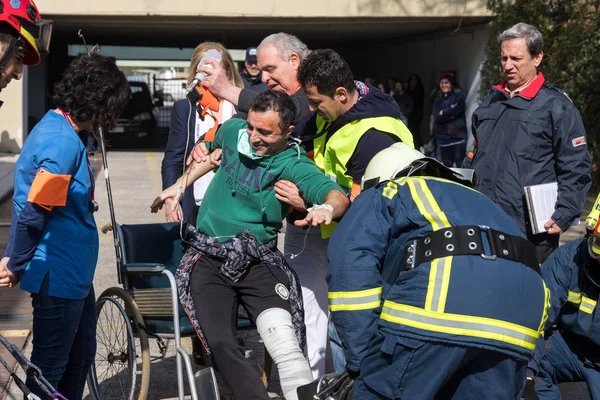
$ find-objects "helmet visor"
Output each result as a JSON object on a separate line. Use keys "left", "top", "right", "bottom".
{"left": 35, "top": 19, "right": 52, "bottom": 54}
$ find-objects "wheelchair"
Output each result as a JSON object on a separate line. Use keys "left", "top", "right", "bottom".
{"left": 86, "top": 222, "right": 273, "bottom": 400}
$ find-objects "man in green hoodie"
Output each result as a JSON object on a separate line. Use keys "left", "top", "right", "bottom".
{"left": 151, "top": 90, "right": 348, "bottom": 400}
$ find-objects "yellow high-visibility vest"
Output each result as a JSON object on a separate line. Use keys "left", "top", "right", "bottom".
{"left": 313, "top": 116, "right": 414, "bottom": 238}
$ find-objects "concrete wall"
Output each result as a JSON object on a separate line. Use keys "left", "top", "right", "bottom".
{"left": 346, "top": 23, "right": 489, "bottom": 147}
{"left": 0, "top": 1, "right": 492, "bottom": 153}
{"left": 40, "top": 0, "right": 490, "bottom": 18}
{"left": 0, "top": 70, "right": 27, "bottom": 153}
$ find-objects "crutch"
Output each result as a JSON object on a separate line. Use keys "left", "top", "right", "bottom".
{"left": 96, "top": 126, "right": 123, "bottom": 283}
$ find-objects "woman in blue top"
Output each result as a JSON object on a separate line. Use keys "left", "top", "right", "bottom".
{"left": 432, "top": 72, "right": 468, "bottom": 167}
{"left": 0, "top": 53, "right": 130, "bottom": 400}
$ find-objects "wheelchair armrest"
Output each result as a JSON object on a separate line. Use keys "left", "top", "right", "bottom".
{"left": 122, "top": 263, "right": 166, "bottom": 275}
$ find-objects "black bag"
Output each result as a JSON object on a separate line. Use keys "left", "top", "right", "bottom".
{"left": 297, "top": 371, "right": 354, "bottom": 400}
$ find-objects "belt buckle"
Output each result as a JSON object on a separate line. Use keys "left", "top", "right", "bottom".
{"left": 478, "top": 225, "right": 497, "bottom": 261}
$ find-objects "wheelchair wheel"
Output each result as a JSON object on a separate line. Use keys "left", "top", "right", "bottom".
{"left": 88, "top": 287, "right": 150, "bottom": 400}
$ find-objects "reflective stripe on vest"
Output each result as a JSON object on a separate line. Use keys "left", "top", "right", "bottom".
{"left": 380, "top": 301, "right": 540, "bottom": 351}
{"left": 314, "top": 116, "right": 414, "bottom": 238}
{"left": 328, "top": 287, "right": 382, "bottom": 312}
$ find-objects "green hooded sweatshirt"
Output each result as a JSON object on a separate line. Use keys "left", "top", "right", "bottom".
{"left": 199, "top": 118, "right": 343, "bottom": 244}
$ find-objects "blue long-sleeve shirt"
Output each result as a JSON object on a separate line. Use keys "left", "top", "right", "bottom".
{"left": 7, "top": 111, "right": 98, "bottom": 299}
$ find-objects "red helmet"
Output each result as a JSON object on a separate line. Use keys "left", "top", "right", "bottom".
{"left": 0, "top": 0, "right": 52, "bottom": 66}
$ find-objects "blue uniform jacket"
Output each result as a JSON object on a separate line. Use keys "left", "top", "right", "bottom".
{"left": 530, "top": 238, "right": 600, "bottom": 371}
{"left": 327, "top": 176, "right": 549, "bottom": 373}
{"left": 465, "top": 74, "right": 591, "bottom": 234}
{"left": 8, "top": 111, "right": 98, "bottom": 299}
{"left": 161, "top": 99, "right": 197, "bottom": 223}
{"left": 432, "top": 90, "right": 467, "bottom": 147}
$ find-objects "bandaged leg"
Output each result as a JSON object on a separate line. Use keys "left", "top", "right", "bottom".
{"left": 256, "top": 307, "right": 313, "bottom": 400}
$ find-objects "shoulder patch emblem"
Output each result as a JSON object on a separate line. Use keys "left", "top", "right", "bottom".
{"left": 275, "top": 283, "right": 290, "bottom": 300}
{"left": 572, "top": 136, "right": 586, "bottom": 147}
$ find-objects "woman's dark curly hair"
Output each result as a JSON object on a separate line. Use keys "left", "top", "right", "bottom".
{"left": 53, "top": 53, "right": 131, "bottom": 131}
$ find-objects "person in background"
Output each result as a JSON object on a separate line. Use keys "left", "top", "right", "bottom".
{"left": 241, "top": 46, "right": 267, "bottom": 93}
{"left": 432, "top": 72, "right": 467, "bottom": 167}
{"left": 386, "top": 77, "right": 397, "bottom": 94}
{"left": 465, "top": 22, "right": 591, "bottom": 262}
{"left": 161, "top": 42, "right": 242, "bottom": 365}
{"left": 0, "top": 53, "right": 130, "bottom": 400}
{"left": 390, "top": 81, "right": 413, "bottom": 126}
{"left": 405, "top": 74, "right": 425, "bottom": 150}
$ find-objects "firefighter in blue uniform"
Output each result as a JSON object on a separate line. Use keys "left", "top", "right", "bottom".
{"left": 327, "top": 143, "right": 550, "bottom": 399}
{"left": 525, "top": 195, "right": 600, "bottom": 399}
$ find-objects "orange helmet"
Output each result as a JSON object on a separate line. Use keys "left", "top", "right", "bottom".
{"left": 0, "top": 0, "right": 52, "bottom": 66}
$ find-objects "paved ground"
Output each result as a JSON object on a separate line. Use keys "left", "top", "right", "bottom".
{"left": 0, "top": 146, "right": 594, "bottom": 399}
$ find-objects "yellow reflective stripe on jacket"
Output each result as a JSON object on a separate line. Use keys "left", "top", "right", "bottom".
{"left": 382, "top": 181, "right": 398, "bottom": 199}
{"left": 580, "top": 296, "right": 597, "bottom": 315}
{"left": 406, "top": 178, "right": 450, "bottom": 231}
{"left": 567, "top": 291, "right": 582, "bottom": 304}
{"left": 380, "top": 301, "right": 540, "bottom": 350}
{"left": 404, "top": 177, "right": 453, "bottom": 312}
{"left": 328, "top": 287, "right": 382, "bottom": 312}
{"left": 425, "top": 256, "right": 453, "bottom": 313}
{"left": 538, "top": 281, "right": 551, "bottom": 333}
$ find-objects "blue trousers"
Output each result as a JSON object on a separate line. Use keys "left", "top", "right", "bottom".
{"left": 353, "top": 333, "right": 526, "bottom": 400}
{"left": 27, "top": 275, "right": 96, "bottom": 400}
{"left": 535, "top": 329, "right": 600, "bottom": 400}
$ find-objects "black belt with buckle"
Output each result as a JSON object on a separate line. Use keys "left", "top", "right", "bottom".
{"left": 402, "top": 225, "right": 540, "bottom": 275}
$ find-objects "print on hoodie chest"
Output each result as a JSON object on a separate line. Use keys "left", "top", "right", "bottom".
{"left": 221, "top": 145, "right": 278, "bottom": 195}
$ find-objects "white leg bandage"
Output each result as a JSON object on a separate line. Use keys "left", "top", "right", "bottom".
{"left": 256, "top": 307, "right": 313, "bottom": 400}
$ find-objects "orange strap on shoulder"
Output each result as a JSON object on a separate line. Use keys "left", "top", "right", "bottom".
{"left": 27, "top": 169, "right": 71, "bottom": 211}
